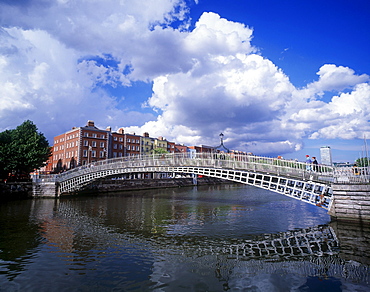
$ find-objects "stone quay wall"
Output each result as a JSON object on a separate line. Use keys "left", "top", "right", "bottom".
{"left": 0, "top": 182, "right": 34, "bottom": 200}
{"left": 329, "top": 184, "right": 370, "bottom": 224}
{"left": 3, "top": 177, "right": 229, "bottom": 199}
{"left": 33, "top": 181, "right": 59, "bottom": 198}
{"left": 77, "top": 177, "right": 229, "bottom": 195}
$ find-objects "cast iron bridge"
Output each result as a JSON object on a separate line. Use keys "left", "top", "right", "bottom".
{"left": 45, "top": 153, "right": 370, "bottom": 211}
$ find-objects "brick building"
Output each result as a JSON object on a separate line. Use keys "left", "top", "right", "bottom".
{"left": 51, "top": 120, "right": 229, "bottom": 173}
{"left": 52, "top": 120, "right": 110, "bottom": 172}
{"left": 111, "top": 128, "right": 141, "bottom": 158}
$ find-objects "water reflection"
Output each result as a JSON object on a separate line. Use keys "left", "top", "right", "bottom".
{"left": 0, "top": 185, "right": 369, "bottom": 291}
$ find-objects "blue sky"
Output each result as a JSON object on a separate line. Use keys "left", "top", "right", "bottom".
{"left": 0, "top": 0, "right": 369, "bottom": 163}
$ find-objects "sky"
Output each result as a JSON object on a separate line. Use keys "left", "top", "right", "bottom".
{"left": 0, "top": 0, "right": 369, "bottom": 163}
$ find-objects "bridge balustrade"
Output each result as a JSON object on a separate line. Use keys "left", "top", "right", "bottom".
{"left": 37, "top": 153, "right": 370, "bottom": 192}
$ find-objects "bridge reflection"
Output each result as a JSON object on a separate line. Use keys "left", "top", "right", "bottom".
{"left": 40, "top": 199, "right": 369, "bottom": 285}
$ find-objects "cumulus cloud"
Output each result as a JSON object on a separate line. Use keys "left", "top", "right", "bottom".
{"left": 0, "top": 27, "right": 155, "bottom": 138}
{"left": 0, "top": 0, "right": 369, "bottom": 157}
{"left": 305, "top": 64, "right": 369, "bottom": 96}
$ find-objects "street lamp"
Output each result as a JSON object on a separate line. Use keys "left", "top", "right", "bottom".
{"left": 214, "top": 132, "right": 229, "bottom": 153}
{"left": 219, "top": 133, "right": 224, "bottom": 145}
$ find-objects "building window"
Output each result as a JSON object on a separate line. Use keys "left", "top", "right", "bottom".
{"left": 92, "top": 141, "right": 96, "bottom": 147}
{"left": 113, "top": 144, "right": 117, "bottom": 149}
{"left": 92, "top": 150, "right": 96, "bottom": 157}
{"left": 84, "top": 140, "right": 88, "bottom": 146}
{"left": 127, "top": 145, "right": 130, "bottom": 150}
{"left": 119, "top": 137, "right": 123, "bottom": 142}
{"left": 83, "top": 150, "right": 88, "bottom": 157}
{"left": 93, "top": 134, "right": 97, "bottom": 138}
{"left": 100, "top": 142, "right": 105, "bottom": 148}
{"left": 119, "top": 144, "right": 123, "bottom": 150}
{"left": 114, "top": 137, "right": 117, "bottom": 141}
{"left": 100, "top": 151, "right": 104, "bottom": 158}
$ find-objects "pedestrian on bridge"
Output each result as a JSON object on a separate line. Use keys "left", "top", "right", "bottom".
{"left": 312, "top": 157, "right": 318, "bottom": 172}
{"left": 305, "top": 155, "right": 312, "bottom": 171}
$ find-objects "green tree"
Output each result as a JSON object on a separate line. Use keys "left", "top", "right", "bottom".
{"left": 355, "top": 157, "right": 370, "bottom": 167}
{"left": 0, "top": 120, "right": 51, "bottom": 180}
{"left": 153, "top": 148, "right": 168, "bottom": 154}
{"left": 0, "top": 129, "right": 13, "bottom": 179}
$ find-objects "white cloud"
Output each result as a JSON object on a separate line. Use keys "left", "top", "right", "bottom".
{"left": 0, "top": 27, "right": 155, "bottom": 139}
{"left": 305, "top": 64, "right": 369, "bottom": 97}
{"left": 307, "top": 83, "right": 370, "bottom": 139}
{"left": 0, "top": 1, "right": 369, "bottom": 158}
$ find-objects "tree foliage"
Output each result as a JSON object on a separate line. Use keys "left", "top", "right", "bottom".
{"left": 0, "top": 120, "right": 51, "bottom": 180}
{"left": 153, "top": 148, "right": 168, "bottom": 154}
{"left": 355, "top": 157, "right": 370, "bottom": 167}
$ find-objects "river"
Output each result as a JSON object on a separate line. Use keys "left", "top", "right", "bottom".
{"left": 0, "top": 184, "right": 369, "bottom": 291}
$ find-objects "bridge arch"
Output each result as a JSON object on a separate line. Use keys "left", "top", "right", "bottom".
{"left": 54, "top": 153, "right": 335, "bottom": 210}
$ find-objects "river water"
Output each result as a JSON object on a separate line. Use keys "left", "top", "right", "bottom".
{"left": 0, "top": 184, "right": 369, "bottom": 291}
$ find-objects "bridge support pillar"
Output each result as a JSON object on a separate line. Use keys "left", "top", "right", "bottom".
{"left": 329, "top": 184, "right": 370, "bottom": 224}
{"left": 192, "top": 173, "right": 197, "bottom": 185}
{"left": 32, "top": 181, "right": 59, "bottom": 198}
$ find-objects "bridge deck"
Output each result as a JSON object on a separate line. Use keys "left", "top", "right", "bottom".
{"left": 35, "top": 153, "right": 370, "bottom": 210}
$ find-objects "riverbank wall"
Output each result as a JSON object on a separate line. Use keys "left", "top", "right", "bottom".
{"left": 1, "top": 177, "right": 229, "bottom": 200}
{"left": 330, "top": 184, "right": 370, "bottom": 224}
{"left": 76, "top": 177, "right": 229, "bottom": 195}
{"left": 0, "top": 182, "right": 34, "bottom": 201}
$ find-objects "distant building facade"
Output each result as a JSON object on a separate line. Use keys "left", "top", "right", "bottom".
{"left": 52, "top": 121, "right": 178, "bottom": 172}
{"left": 320, "top": 146, "right": 333, "bottom": 166}
{"left": 53, "top": 120, "right": 110, "bottom": 172}
{"left": 51, "top": 120, "right": 241, "bottom": 173}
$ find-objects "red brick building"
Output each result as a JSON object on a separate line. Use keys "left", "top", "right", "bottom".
{"left": 111, "top": 128, "right": 141, "bottom": 158}
{"left": 174, "top": 144, "right": 188, "bottom": 154}
{"left": 52, "top": 120, "right": 144, "bottom": 172}
{"left": 51, "top": 120, "right": 231, "bottom": 173}
{"left": 52, "top": 120, "right": 110, "bottom": 172}
{"left": 167, "top": 141, "right": 175, "bottom": 153}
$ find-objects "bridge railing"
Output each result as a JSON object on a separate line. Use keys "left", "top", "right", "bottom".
{"left": 51, "top": 153, "right": 334, "bottom": 182}
{"left": 38, "top": 152, "right": 370, "bottom": 184}
{"left": 333, "top": 166, "right": 370, "bottom": 183}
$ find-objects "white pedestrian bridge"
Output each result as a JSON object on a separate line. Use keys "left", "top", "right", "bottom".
{"left": 38, "top": 153, "right": 370, "bottom": 212}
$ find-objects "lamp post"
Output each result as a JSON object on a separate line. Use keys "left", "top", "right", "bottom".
{"left": 214, "top": 132, "right": 230, "bottom": 154}
{"left": 219, "top": 133, "right": 224, "bottom": 146}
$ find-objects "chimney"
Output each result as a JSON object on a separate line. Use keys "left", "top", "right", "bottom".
{"left": 118, "top": 128, "right": 124, "bottom": 134}
{"left": 106, "top": 126, "right": 111, "bottom": 132}
{"left": 87, "top": 120, "right": 94, "bottom": 127}
{"left": 143, "top": 132, "right": 149, "bottom": 137}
